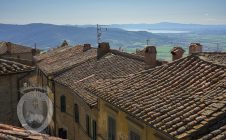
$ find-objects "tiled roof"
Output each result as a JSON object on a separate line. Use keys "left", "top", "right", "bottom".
{"left": 54, "top": 50, "right": 146, "bottom": 107}
{"left": 86, "top": 54, "right": 226, "bottom": 139}
{"left": 0, "top": 124, "right": 62, "bottom": 140}
{"left": 0, "top": 59, "right": 34, "bottom": 75}
{"left": 198, "top": 121, "right": 226, "bottom": 140}
{"left": 197, "top": 52, "right": 226, "bottom": 66}
{"left": 0, "top": 41, "right": 33, "bottom": 54}
{"left": 34, "top": 46, "right": 70, "bottom": 62}
{"left": 36, "top": 45, "right": 97, "bottom": 76}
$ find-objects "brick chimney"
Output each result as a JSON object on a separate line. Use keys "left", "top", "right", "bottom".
{"left": 171, "top": 47, "right": 185, "bottom": 61}
{"left": 144, "top": 46, "right": 157, "bottom": 67}
{"left": 6, "top": 42, "right": 12, "bottom": 54}
{"left": 189, "top": 43, "right": 202, "bottom": 55}
{"left": 83, "top": 44, "right": 91, "bottom": 52}
{"left": 97, "top": 42, "right": 110, "bottom": 59}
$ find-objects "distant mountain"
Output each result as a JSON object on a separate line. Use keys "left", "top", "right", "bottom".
{"left": 0, "top": 23, "right": 226, "bottom": 52}
{"left": 110, "top": 22, "right": 226, "bottom": 32}
{"left": 0, "top": 23, "right": 173, "bottom": 50}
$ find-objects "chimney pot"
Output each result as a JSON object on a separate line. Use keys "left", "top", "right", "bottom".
{"left": 97, "top": 42, "right": 110, "bottom": 59}
{"left": 144, "top": 46, "right": 157, "bottom": 68}
{"left": 83, "top": 44, "right": 91, "bottom": 52}
{"left": 189, "top": 43, "right": 202, "bottom": 55}
{"left": 171, "top": 47, "right": 185, "bottom": 61}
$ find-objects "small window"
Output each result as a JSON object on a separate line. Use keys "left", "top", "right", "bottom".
{"left": 108, "top": 116, "right": 116, "bottom": 140}
{"left": 58, "top": 128, "right": 67, "bottom": 139}
{"left": 86, "top": 115, "right": 91, "bottom": 136}
{"left": 92, "top": 120, "right": 97, "bottom": 140}
{"left": 60, "top": 95, "right": 66, "bottom": 112}
{"left": 130, "top": 131, "right": 140, "bottom": 140}
{"left": 74, "top": 104, "right": 79, "bottom": 123}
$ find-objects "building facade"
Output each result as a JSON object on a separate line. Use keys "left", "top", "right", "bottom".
{"left": 0, "top": 59, "right": 34, "bottom": 125}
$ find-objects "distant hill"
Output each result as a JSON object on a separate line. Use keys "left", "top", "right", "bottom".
{"left": 0, "top": 23, "right": 226, "bottom": 54}
{"left": 110, "top": 22, "right": 226, "bottom": 33}
{"left": 0, "top": 23, "right": 174, "bottom": 50}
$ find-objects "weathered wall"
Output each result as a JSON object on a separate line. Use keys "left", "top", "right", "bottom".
{"left": 55, "top": 83, "right": 98, "bottom": 140}
{"left": 97, "top": 99, "right": 172, "bottom": 140}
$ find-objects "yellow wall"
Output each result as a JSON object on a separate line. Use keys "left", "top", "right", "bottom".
{"left": 97, "top": 99, "right": 172, "bottom": 140}
{"left": 55, "top": 83, "right": 98, "bottom": 140}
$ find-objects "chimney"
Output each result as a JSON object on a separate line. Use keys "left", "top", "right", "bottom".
{"left": 171, "top": 47, "right": 185, "bottom": 61}
{"left": 60, "top": 40, "right": 68, "bottom": 48}
{"left": 144, "top": 46, "right": 157, "bottom": 67}
{"left": 83, "top": 44, "right": 91, "bottom": 52}
{"left": 6, "top": 42, "right": 12, "bottom": 54}
{"left": 189, "top": 43, "right": 202, "bottom": 55}
{"left": 32, "top": 49, "right": 36, "bottom": 56}
{"left": 97, "top": 42, "right": 110, "bottom": 59}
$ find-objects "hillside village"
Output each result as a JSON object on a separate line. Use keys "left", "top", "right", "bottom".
{"left": 0, "top": 40, "right": 226, "bottom": 140}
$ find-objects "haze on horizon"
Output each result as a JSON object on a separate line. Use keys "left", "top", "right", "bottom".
{"left": 1, "top": 0, "right": 226, "bottom": 25}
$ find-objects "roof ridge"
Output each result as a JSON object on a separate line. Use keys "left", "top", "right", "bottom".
{"left": 110, "top": 49, "right": 144, "bottom": 62}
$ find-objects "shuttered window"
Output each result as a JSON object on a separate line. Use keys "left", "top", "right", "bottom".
{"left": 60, "top": 95, "right": 66, "bottom": 112}
{"left": 58, "top": 128, "right": 67, "bottom": 139}
{"left": 108, "top": 116, "right": 116, "bottom": 140}
{"left": 130, "top": 131, "right": 140, "bottom": 140}
{"left": 74, "top": 104, "right": 79, "bottom": 123}
{"left": 92, "top": 120, "right": 97, "bottom": 140}
{"left": 86, "top": 115, "right": 90, "bottom": 136}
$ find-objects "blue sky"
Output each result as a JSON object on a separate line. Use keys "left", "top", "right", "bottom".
{"left": 1, "top": 0, "right": 226, "bottom": 25}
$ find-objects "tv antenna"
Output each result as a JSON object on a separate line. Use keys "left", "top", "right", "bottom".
{"left": 146, "top": 39, "right": 150, "bottom": 46}
{"left": 97, "top": 24, "right": 108, "bottom": 44}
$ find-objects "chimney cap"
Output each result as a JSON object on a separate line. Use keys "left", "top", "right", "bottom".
{"left": 190, "top": 43, "right": 202, "bottom": 46}
{"left": 171, "top": 47, "right": 185, "bottom": 55}
{"left": 145, "top": 46, "right": 157, "bottom": 54}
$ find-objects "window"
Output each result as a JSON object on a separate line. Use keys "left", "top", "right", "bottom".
{"left": 108, "top": 116, "right": 116, "bottom": 140}
{"left": 86, "top": 115, "right": 91, "bottom": 136}
{"left": 60, "top": 95, "right": 66, "bottom": 112}
{"left": 130, "top": 131, "right": 140, "bottom": 140}
{"left": 92, "top": 120, "right": 97, "bottom": 140}
{"left": 58, "top": 128, "right": 67, "bottom": 139}
{"left": 74, "top": 104, "right": 79, "bottom": 123}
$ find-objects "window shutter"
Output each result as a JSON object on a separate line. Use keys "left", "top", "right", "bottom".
{"left": 86, "top": 115, "right": 90, "bottom": 136}
{"left": 108, "top": 116, "right": 116, "bottom": 140}
{"left": 74, "top": 104, "right": 79, "bottom": 123}
{"left": 92, "top": 120, "right": 97, "bottom": 140}
{"left": 60, "top": 95, "right": 66, "bottom": 112}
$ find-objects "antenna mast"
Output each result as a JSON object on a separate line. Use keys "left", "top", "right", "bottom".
{"left": 97, "top": 24, "right": 108, "bottom": 45}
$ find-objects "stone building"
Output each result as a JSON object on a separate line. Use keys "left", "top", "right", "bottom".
{"left": 35, "top": 43, "right": 97, "bottom": 136}
{"left": 86, "top": 53, "right": 226, "bottom": 140}
{"left": 53, "top": 42, "right": 148, "bottom": 140}
{"left": 0, "top": 59, "right": 34, "bottom": 125}
{"left": 0, "top": 41, "right": 38, "bottom": 65}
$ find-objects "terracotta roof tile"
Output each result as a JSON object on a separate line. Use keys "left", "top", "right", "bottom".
{"left": 0, "top": 59, "right": 34, "bottom": 75}
{"left": 197, "top": 52, "right": 226, "bottom": 65}
{"left": 36, "top": 45, "right": 97, "bottom": 76}
{"left": 86, "top": 54, "right": 226, "bottom": 139}
{"left": 0, "top": 124, "right": 62, "bottom": 140}
{"left": 34, "top": 46, "right": 70, "bottom": 62}
{"left": 0, "top": 41, "right": 33, "bottom": 54}
{"left": 54, "top": 50, "right": 146, "bottom": 107}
